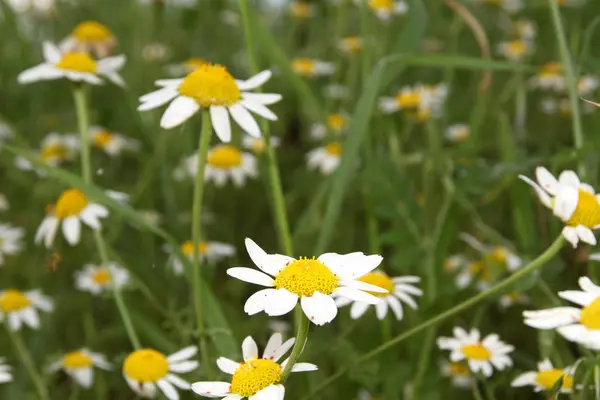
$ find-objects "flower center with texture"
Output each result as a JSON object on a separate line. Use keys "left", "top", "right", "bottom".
{"left": 448, "top": 362, "right": 469, "bottom": 377}
{"left": 92, "top": 268, "right": 111, "bottom": 285}
{"left": 54, "top": 189, "right": 88, "bottom": 219}
{"left": 580, "top": 297, "right": 600, "bottom": 329}
{"left": 92, "top": 130, "right": 113, "bottom": 148}
{"left": 184, "top": 58, "right": 209, "bottom": 73}
{"left": 535, "top": 369, "right": 573, "bottom": 390}
{"left": 62, "top": 351, "right": 93, "bottom": 369}
{"left": 41, "top": 144, "right": 68, "bottom": 162}
{"left": 292, "top": 59, "right": 315, "bottom": 75}
{"left": 565, "top": 189, "right": 600, "bottom": 228}
{"left": 123, "top": 349, "right": 169, "bottom": 383}
{"left": 180, "top": 240, "right": 208, "bottom": 256}
{"left": 369, "top": 0, "right": 392, "bottom": 10}
{"left": 327, "top": 114, "right": 346, "bottom": 131}
{"left": 274, "top": 257, "right": 338, "bottom": 297}
{"left": 56, "top": 52, "right": 97, "bottom": 73}
{"left": 0, "top": 290, "right": 31, "bottom": 313}
{"left": 230, "top": 359, "right": 281, "bottom": 397}
{"left": 395, "top": 91, "right": 420, "bottom": 109}
{"left": 506, "top": 41, "right": 527, "bottom": 58}
{"left": 178, "top": 64, "right": 241, "bottom": 107}
{"left": 540, "top": 62, "right": 562, "bottom": 77}
{"left": 207, "top": 145, "right": 243, "bottom": 169}
{"left": 326, "top": 143, "right": 342, "bottom": 156}
{"left": 72, "top": 21, "right": 113, "bottom": 42}
{"left": 359, "top": 272, "right": 394, "bottom": 297}
{"left": 290, "top": 1, "right": 311, "bottom": 17}
{"left": 461, "top": 344, "right": 491, "bottom": 361}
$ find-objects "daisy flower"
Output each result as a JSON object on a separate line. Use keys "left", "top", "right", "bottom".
{"left": 242, "top": 134, "right": 280, "bottom": 155}
{"left": 511, "top": 359, "right": 574, "bottom": 393}
{"left": 306, "top": 143, "right": 342, "bottom": 175}
{"left": 474, "top": 0, "right": 522, "bottom": 13}
{"left": 49, "top": 349, "right": 111, "bottom": 388}
{"left": 17, "top": 42, "right": 125, "bottom": 86}
{"left": 0, "top": 358, "right": 12, "bottom": 384}
{"left": 192, "top": 333, "right": 317, "bottom": 399}
{"left": 519, "top": 167, "right": 600, "bottom": 248}
{"left": 14, "top": 133, "right": 80, "bottom": 173}
{"left": 460, "top": 233, "right": 523, "bottom": 272}
{"left": 138, "top": 65, "right": 281, "bottom": 142}
{"left": 0, "top": 194, "right": 8, "bottom": 212}
{"left": 227, "top": 238, "right": 387, "bottom": 326}
{"left": 529, "top": 62, "right": 564, "bottom": 92}
{"left": 454, "top": 259, "right": 492, "bottom": 291}
{"left": 0, "top": 224, "right": 25, "bottom": 266}
{"left": 578, "top": 75, "right": 599, "bottom": 97}
{"left": 89, "top": 126, "right": 140, "bottom": 156}
{"left": 310, "top": 113, "right": 348, "bottom": 141}
{"left": 123, "top": 346, "right": 199, "bottom": 399}
{"left": 291, "top": 58, "right": 335, "bottom": 78}
{"left": 338, "top": 36, "right": 363, "bottom": 55}
{"left": 437, "top": 327, "right": 514, "bottom": 377}
{"left": 335, "top": 271, "right": 421, "bottom": 321}
{"left": 35, "top": 188, "right": 109, "bottom": 248}
{"left": 445, "top": 124, "right": 470, "bottom": 143}
{"left": 290, "top": 1, "right": 314, "bottom": 18}
{"left": 6, "top": 0, "right": 54, "bottom": 14}
{"left": 60, "top": 21, "right": 116, "bottom": 57}
{"left": 75, "top": 263, "right": 130, "bottom": 295}
{"left": 379, "top": 83, "right": 448, "bottom": 120}
{"left": 513, "top": 19, "right": 537, "bottom": 41}
{"left": 497, "top": 39, "right": 532, "bottom": 62}
{"left": 523, "top": 276, "right": 600, "bottom": 349}
{"left": 499, "top": 292, "right": 529, "bottom": 309}
{"left": 0, "top": 289, "right": 54, "bottom": 331}
{"left": 444, "top": 254, "right": 468, "bottom": 273}
{"left": 165, "top": 240, "right": 235, "bottom": 275}
{"left": 367, "top": 0, "right": 408, "bottom": 21}
{"left": 440, "top": 360, "right": 473, "bottom": 388}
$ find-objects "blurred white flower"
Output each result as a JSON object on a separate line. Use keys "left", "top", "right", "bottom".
{"left": 367, "top": 0, "right": 408, "bottom": 21}
{"left": 0, "top": 358, "right": 12, "bottom": 384}
{"left": 513, "top": 19, "right": 537, "bottom": 41}
{"left": 0, "top": 224, "right": 25, "bottom": 266}
{"left": 497, "top": 39, "right": 532, "bottom": 62}
{"left": 89, "top": 126, "right": 140, "bottom": 156}
{"left": 164, "top": 240, "right": 235, "bottom": 275}
{"left": 338, "top": 36, "right": 362, "bottom": 55}
{"left": 511, "top": 359, "right": 574, "bottom": 393}
{"left": 540, "top": 97, "right": 595, "bottom": 116}
{"left": 60, "top": 21, "right": 116, "bottom": 58}
{"left": 49, "top": 349, "right": 111, "bottom": 388}
{"left": 440, "top": 360, "right": 473, "bottom": 388}
{"left": 0, "top": 194, "right": 8, "bottom": 212}
{"left": 379, "top": 83, "right": 448, "bottom": 121}
{"left": 499, "top": 292, "right": 529, "bottom": 309}
{"left": 459, "top": 233, "right": 523, "bottom": 272}
{"left": 306, "top": 143, "right": 342, "bottom": 175}
{"left": 445, "top": 124, "right": 470, "bottom": 143}
{"left": 291, "top": 58, "right": 335, "bottom": 77}
{"left": 242, "top": 134, "right": 280, "bottom": 154}
{"left": 14, "top": 133, "right": 79, "bottom": 174}
{"left": 142, "top": 42, "right": 171, "bottom": 63}
{"left": 0, "top": 121, "right": 13, "bottom": 143}
{"left": 0, "top": 289, "right": 54, "bottom": 331}
{"left": 578, "top": 75, "right": 599, "bottom": 97}
{"left": 6, "top": 0, "right": 55, "bottom": 15}
{"left": 75, "top": 263, "right": 130, "bottom": 295}
{"left": 529, "top": 63, "right": 564, "bottom": 92}
{"left": 310, "top": 113, "right": 348, "bottom": 141}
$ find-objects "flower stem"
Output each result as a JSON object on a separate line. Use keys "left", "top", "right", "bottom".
{"left": 192, "top": 111, "right": 213, "bottom": 374}
{"left": 5, "top": 323, "right": 49, "bottom": 400}
{"left": 281, "top": 314, "right": 310, "bottom": 381}
{"left": 301, "top": 234, "right": 566, "bottom": 399}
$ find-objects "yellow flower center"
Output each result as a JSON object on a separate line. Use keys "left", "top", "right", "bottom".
{"left": 506, "top": 40, "right": 527, "bottom": 58}
{"left": 395, "top": 91, "right": 421, "bottom": 109}
{"left": 230, "top": 359, "right": 282, "bottom": 397}
{"left": 535, "top": 369, "right": 573, "bottom": 390}
{"left": 448, "top": 362, "right": 469, "bottom": 377}
{"left": 72, "top": 21, "right": 113, "bottom": 42}
{"left": 207, "top": 145, "right": 243, "bottom": 169}
{"left": 341, "top": 37, "right": 362, "bottom": 53}
{"left": 180, "top": 240, "right": 209, "bottom": 256}
{"left": 92, "top": 268, "right": 111, "bottom": 285}
{"left": 358, "top": 272, "right": 394, "bottom": 297}
{"left": 469, "top": 261, "right": 489, "bottom": 281}
{"left": 485, "top": 247, "right": 507, "bottom": 265}
{"left": 327, "top": 114, "right": 346, "bottom": 132}
{"left": 41, "top": 144, "right": 68, "bottom": 162}
{"left": 0, "top": 289, "right": 31, "bottom": 313}
{"left": 292, "top": 58, "right": 315, "bottom": 76}
{"left": 451, "top": 127, "right": 469, "bottom": 142}
{"left": 54, "top": 189, "right": 88, "bottom": 219}
{"left": 540, "top": 62, "right": 562, "bottom": 77}
{"left": 62, "top": 351, "right": 93, "bottom": 369}
{"left": 290, "top": 1, "right": 311, "bottom": 17}
{"left": 92, "top": 130, "right": 113, "bottom": 148}
{"left": 274, "top": 257, "right": 339, "bottom": 298}
{"left": 56, "top": 52, "right": 97, "bottom": 73}
{"left": 461, "top": 344, "right": 491, "bottom": 361}
{"left": 326, "top": 143, "right": 342, "bottom": 156}
{"left": 123, "top": 349, "right": 169, "bottom": 383}
{"left": 184, "top": 57, "right": 209, "bottom": 73}
{"left": 178, "top": 64, "right": 241, "bottom": 107}
{"left": 580, "top": 297, "right": 600, "bottom": 329}
{"left": 369, "top": 0, "right": 393, "bottom": 10}
{"left": 249, "top": 138, "right": 267, "bottom": 154}
{"left": 565, "top": 189, "right": 600, "bottom": 228}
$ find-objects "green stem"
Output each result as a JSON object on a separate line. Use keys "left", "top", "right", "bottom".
{"left": 410, "top": 327, "right": 436, "bottom": 399}
{"left": 5, "top": 323, "right": 49, "bottom": 400}
{"left": 482, "top": 378, "right": 497, "bottom": 400}
{"left": 472, "top": 382, "right": 485, "bottom": 400}
{"left": 301, "top": 235, "right": 566, "bottom": 399}
{"left": 281, "top": 313, "right": 310, "bottom": 381}
{"left": 595, "top": 364, "right": 600, "bottom": 399}
{"left": 192, "top": 111, "right": 213, "bottom": 374}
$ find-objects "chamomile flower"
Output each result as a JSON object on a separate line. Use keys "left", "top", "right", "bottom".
{"left": 499, "top": 292, "right": 529, "bottom": 309}
{"left": 17, "top": 42, "right": 125, "bottom": 86}
{"left": 529, "top": 63, "right": 564, "bottom": 92}
{"left": 379, "top": 84, "right": 448, "bottom": 120}
{"left": 191, "top": 333, "right": 317, "bottom": 399}
{"left": 0, "top": 289, "right": 54, "bottom": 331}
{"left": 0, "top": 358, "right": 12, "bottom": 384}
{"left": 444, "top": 254, "right": 468, "bottom": 273}
{"left": 123, "top": 346, "right": 199, "bottom": 399}
{"left": 368, "top": 0, "right": 408, "bottom": 21}
{"left": 336, "top": 272, "right": 421, "bottom": 320}
{"left": 306, "top": 143, "right": 342, "bottom": 175}
{"left": 523, "top": 276, "right": 600, "bottom": 349}
{"left": 75, "top": 263, "right": 130, "bottom": 295}
{"left": 138, "top": 66, "right": 281, "bottom": 141}
{"left": 454, "top": 259, "right": 492, "bottom": 291}
{"left": 0, "top": 194, "right": 8, "bottom": 212}
{"left": 310, "top": 113, "right": 348, "bottom": 141}
{"left": 0, "top": 224, "right": 25, "bottom": 266}
{"left": 437, "top": 327, "right": 514, "bottom": 377}
{"left": 497, "top": 39, "right": 532, "bottom": 62}
{"left": 519, "top": 167, "right": 600, "bottom": 248}
{"left": 60, "top": 21, "right": 116, "bottom": 58}
{"left": 578, "top": 75, "right": 599, "bottom": 96}
{"left": 474, "top": 0, "right": 522, "bottom": 13}
{"left": 445, "top": 124, "right": 470, "bottom": 143}
{"left": 513, "top": 19, "right": 537, "bottom": 41}
{"left": 242, "top": 134, "right": 280, "bottom": 155}
{"left": 290, "top": 1, "right": 314, "bottom": 18}
{"left": 338, "top": 36, "right": 363, "bottom": 55}
{"left": 6, "top": 0, "right": 54, "bottom": 14}
{"left": 440, "top": 360, "right": 473, "bottom": 388}
{"left": 291, "top": 58, "right": 335, "bottom": 78}
{"left": 227, "top": 238, "right": 387, "bottom": 326}
{"left": 165, "top": 240, "right": 235, "bottom": 275}
{"left": 49, "top": 349, "right": 111, "bottom": 388}
{"left": 35, "top": 188, "right": 109, "bottom": 248}
{"left": 89, "top": 126, "right": 140, "bottom": 156}
{"left": 460, "top": 233, "right": 523, "bottom": 272}
{"left": 14, "top": 133, "right": 79, "bottom": 173}
{"left": 511, "top": 359, "right": 574, "bottom": 393}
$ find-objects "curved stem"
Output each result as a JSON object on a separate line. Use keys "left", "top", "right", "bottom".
{"left": 301, "top": 234, "right": 566, "bottom": 399}
{"left": 281, "top": 313, "right": 310, "bottom": 381}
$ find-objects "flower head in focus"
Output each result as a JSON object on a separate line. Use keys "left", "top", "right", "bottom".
{"left": 165, "top": 240, "right": 235, "bottom": 275}
{"left": 306, "top": 143, "right": 342, "bottom": 175}
{"left": 511, "top": 359, "right": 574, "bottom": 393}
{"left": 49, "top": 349, "right": 111, "bottom": 388}
{"left": 75, "top": 263, "right": 130, "bottom": 295}
{"left": 61, "top": 21, "right": 116, "bottom": 57}
{"left": 291, "top": 58, "right": 335, "bottom": 78}
{"left": 0, "top": 289, "right": 53, "bottom": 331}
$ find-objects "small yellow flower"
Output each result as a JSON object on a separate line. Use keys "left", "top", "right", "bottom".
{"left": 497, "top": 39, "right": 531, "bottom": 61}
{"left": 49, "top": 349, "right": 111, "bottom": 388}
{"left": 62, "top": 21, "right": 116, "bottom": 57}
{"left": 291, "top": 58, "right": 335, "bottom": 77}
{"left": 368, "top": 0, "right": 408, "bottom": 21}
{"left": 0, "top": 289, "right": 54, "bottom": 331}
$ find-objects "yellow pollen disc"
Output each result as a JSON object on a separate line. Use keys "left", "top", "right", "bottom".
{"left": 580, "top": 297, "right": 600, "bottom": 329}
{"left": 540, "top": 62, "right": 562, "bottom": 77}
{"left": 180, "top": 240, "right": 209, "bottom": 256}
{"left": 566, "top": 189, "right": 600, "bottom": 228}
{"left": 0, "top": 289, "right": 31, "bottom": 313}
{"left": 178, "top": 64, "right": 241, "bottom": 107}
{"left": 292, "top": 58, "right": 315, "bottom": 76}
{"left": 326, "top": 143, "right": 342, "bottom": 156}
{"left": 207, "top": 145, "right": 243, "bottom": 169}
{"left": 123, "top": 349, "right": 169, "bottom": 383}
{"left": 54, "top": 189, "right": 89, "bottom": 219}
{"left": 506, "top": 41, "right": 527, "bottom": 58}
{"left": 395, "top": 91, "right": 420, "bottom": 109}
{"left": 62, "top": 351, "right": 93, "bottom": 369}
{"left": 342, "top": 37, "right": 362, "bottom": 53}
{"left": 230, "top": 359, "right": 281, "bottom": 397}
{"left": 184, "top": 57, "right": 209, "bottom": 72}
{"left": 92, "top": 269, "right": 111, "bottom": 285}
{"left": 449, "top": 362, "right": 469, "bottom": 377}
{"left": 327, "top": 114, "right": 346, "bottom": 131}
{"left": 358, "top": 272, "right": 394, "bottom": 297}
{"left": 92, "top": 131, "right": 113, "bottom": 148}
{"left": 290, "top": 1, "right": 311, "bottom": 17}
{"left": 461, "top": 344, "right": 491, "bottom": 361}
{"left": 535, "top": 369, "right": 573, "bottom": 390}
{"left": 369, "top": 0, "right": 393, "bottom": 10}
{"left": 41, "top": 144, "right": 68, "bottom": 162}
{"left": 72, "top": 21, "right": 113, "bottom": 42}
{"left": 56, "top": 52, "right": 97, "bottom": 73}
{"left": 274, "top": 257, "right": 338, "bottom": 298}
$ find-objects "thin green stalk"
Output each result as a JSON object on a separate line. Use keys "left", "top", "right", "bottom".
{"left": 482, "top": 379, "right": 497, "bottom": 400}
{"left": 191, "top": 111, "right": 213, "bottom": 374}
{"left": 410, "top": 327, "right": 436, "bottom": 399}
{"left": 301, "top": 234, "right": 566, "bottom": 399}
{"left": 595, "top": 364, "right": 600, "bottom": 399}
{"left": 281, "top": 314, "right": 310, "bottom": 381}
{"left": 472, "top": 382, "right": 484, "bottom": 400}
{"left": 5, "top": 323, "right": 49, "bottom": 400}
{"left": 548, "top": 0, "right": 585, "bottom": 177}
{"left": 68, "top": 381, "right": 80, "bottom": 400}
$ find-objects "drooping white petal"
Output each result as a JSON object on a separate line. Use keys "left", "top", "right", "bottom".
{"left": 229, "top": 104, "right": 261, "bottom": 137}
{"left": 301, "top": 292, "right": 338, "bottom": 325}
{"left": 535, "top": 167, "right": 559, "bottom": 195}
{"left": 227, "top": 267, "right": 275, "bottom": 287}
{"left": 249, "top": 384, "right": 285, "bottom": 400}
{"left": 291, "top": 363, "right": 318, "bottom": 372}
{"left": 209, "top": 105, "right": 231, "bottom": 143}
{"left": 523, "top": 307, "right": 581, "bottom": 329}
{"left": 264, "top": 289, "right": 298, "bottom": 317}
{"left": 350, "top": 301, "right": 370, "bottom": 319}
{"left": 138, "top": 88, "right": 179, "bottom": 111}
{"left": 62, "top": 216, "right": 81, "bottom": 245}
{"left": 511, "top": 371, "right": 537, "bottom": 387}
{"left": 42, "top": 42, "right": 62, "bottom": 64}
{"left": 553, "top": 185, "right": 578, "bottom": 222}
{"left": 168, "top": 361, "right": 198, "bottom": 373}
{"left": 18, "top": 64, "right": 64, "bottom": 84}
{"left": 157, "top": 379, "right": 180, "bottom": 400}
{"left": 191, "top": 381, "right": 232, "bottom": 397}
{"left": 334, "top": 286, "right": 380, "bottom": 305}
{"left": 71, "top": 367, "right": 93, "bottom": 388}
{"left": 386, "top": 296, "right": 404, "bottom": 320}
{"left": 244, "top": 288, "right": 276, "bottom": 315}
{"left": 160, "top": 96, "right": 200, "bottom": 129}
{"left": 558, "top": 290, "right": 597, "bottom": 306}
{"left": 167, "top": 346, "right": 197, "bottom": 363}
{"left": 576, "top": 225, "right": 597, "bottom": 245}
{"left": 562, "top": 226, "right": 580, "bottom": 248}
{"left": 242, "top": 92, "right": 282, "bottom": 105}
{"left": 240, "top": 100, "right": 278, "bottom": 121}
{"left": 518, "top": 175, "right": 552, "bottom": 208}
{"left": 166, "top": 374, "right": 191, "bottom": 390}
{"left": 237, "top": 70, "right": 272, "bottom": 91}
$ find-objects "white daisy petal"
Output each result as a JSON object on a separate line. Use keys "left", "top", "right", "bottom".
{"left": 301, "top": 292, "right": 338, "bottom": 325}
{"left": 244, "top": 288, "right": 276, "bottom": 315}
{"left": 334, "top": 286, "right": 380, "bottom": 305}
{"left": 210, "top": 106, "right": 232, "bottom": 142}
{"left": 271, "top": 338, "right": 295, "bottom": 363}
{"left": 167, "top": 346, "right": 197, "bottom": 363}
{"left": 191, "top": 381, "right": 232, "bottom": 397}
{"left": 242, "top": 92, "right": 282, "bottom": 105}
{"left": 350, "top": 301, "right": 370, "bottom": 319}
{"left": 157, "top": 379, "right": 179, "bottom": 400}
{"left": 168, "top": 361, "right": 198, "bottom": 373}
{"left": 229, "top": 104, "right": 261, "bottom": 137}
{"left": 160, "top": 96, "right": 200, "bottom": 129}
{"left": 240, "top": 100, "right": 278, "bottom": 121}
{"left": 576, "top": 225, "right": 597, "bottom": 245}
{"left": 237, "top": 70, "right": 272, "bottom": 91}
{"left": 535, "top": 167, "right": 559, "bottom": 195}
{"left": 291, "top": 363, "right": 318, "bottom": 372}
{"left": 262, "top": 333, "right": 283, "bottom": 360}
{"left": 62, "top": 217, "right": 81, "bottom": 246}
{"left": 562, "top": 226, "right": 580, "bottom": 248}
{"left": 242, "top": 336, "right": 259, "bottom": 361}
{"left": 523, "top": 307, "right": 581, "bottom": 329}
{"left": 518, "top": 175, "right": 552, "bottom": 208}
{"left": 264, "top": 289, "right": 298, "bottom": 316}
